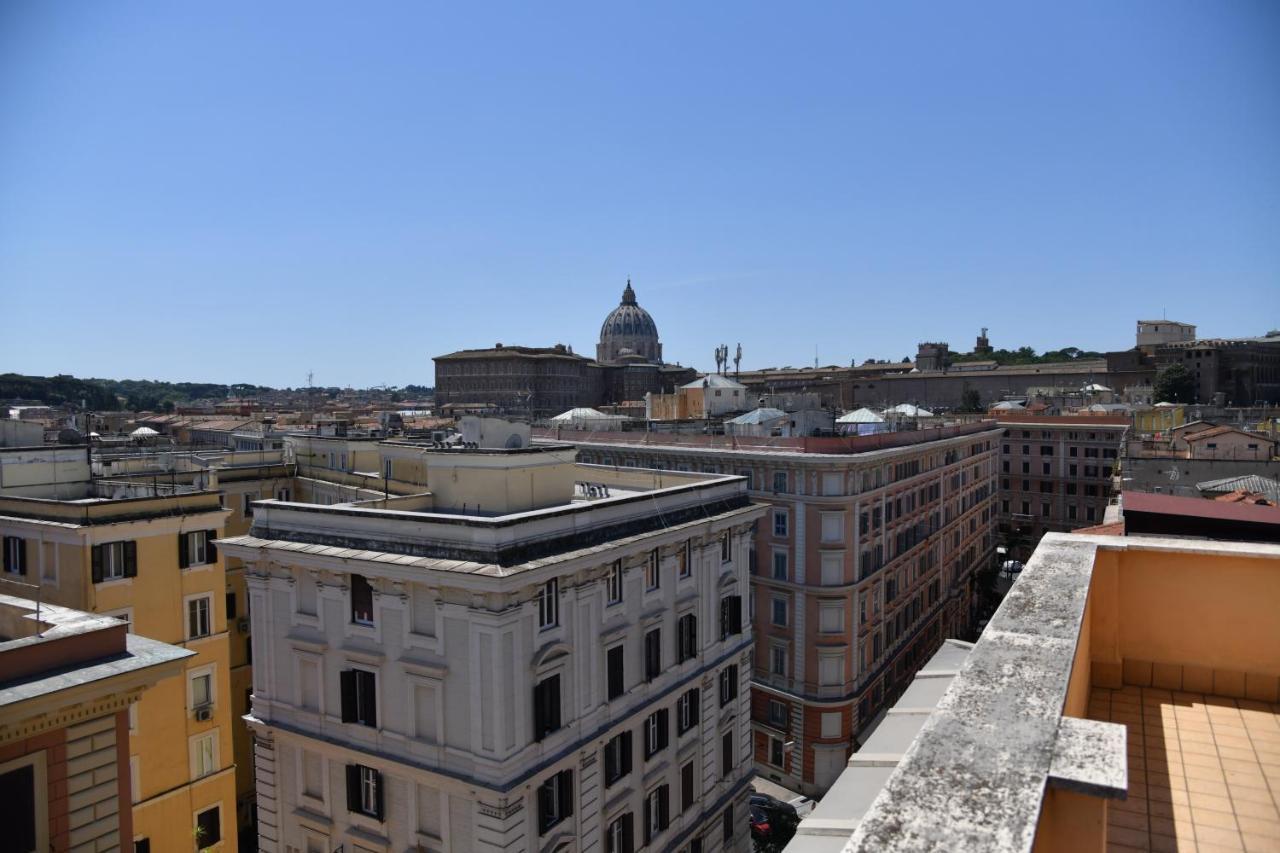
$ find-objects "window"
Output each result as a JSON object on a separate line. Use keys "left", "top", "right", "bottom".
{"left": 345, "top": 764, "right": 383, "bottom": 820}
{"left": 719, "top": 595, "right": 742, "bottom": 639}
{"left": 676, "top": 688, "right": 700, "bottom": 734}
{"left": 190, "top": 732, "right": 217, "bottom": 779}
{"left": 606, "top": 813, "right": 635, "bottom": 853}
{"left": 178, "top": 530, "right": 216, "bottom": 568}
{"left": 0, "top": 755, "right": 42, "bottom": 853}
{"left": 718, "top": 665, "right": 738, "bottom": 707}
{"left": 644, "top": 629, "right": 662, "bottom": 681}
{"left": 772, "top": 471, "right": 787, "bottom": 493}
{"left": 682, "top": 541, "right": 694, "bottom": 577}
{"left": 603, "top": 732, "right": 633, "bottom": 787}
{"left": 225, "top": 591, "right": 237, "bottom": 621}
{"left": 720, "top": 533, "right": 731, "bottom": 563}
{"left": 769, "top": 735, "right": 785, "bottom": 767}
{"left": 2, "top": 536, "right": 27, "bottom": 576}
{"left": 195, "top": 805, "right": 223, "bottom": 849}
{"left": 186, "top": 596, "right": 212, "bottom": 640}
{"left": 340, "top": 668, "right": 377, "bottom": 727}
{"left": 607, "top": 561, "right": 623, "bottom": 605}
{"left": 607, "top": 645, "right": 625, "bottom": 700}
{"left": 134, "top": 840, "right": 149, "bottom": 853}
{"left": 768, "top": 699, "right": 788, "bottom": 728}
{"left": 645, "top": 550, "right": 661, "bottom": 591}
{"left": 818, "top": 600, "right": 843, "bottom": 634}
{"left": 677, "top": 614, "right": 697, "bottom": 663}
{"left": 773, "top": 510, "right": 788, "bottom": 538}
{"left": 276, "top": 487, "right": 292, "bottom": 502}
{"left": 91, "top": 541, "right": 137, "bottom": 582}
{"left": 533, "top": 674, "right": 562, "bottom": 741}
{"left": 818, "top": 652, "right": 844, "bottom": 687}
{"left": 350, "top": 574, "right": 374, "bottom": 625}
{"left": 723, "top": 805, "right": 734, "bottom": 845}
{"left": 772, "top": 550, "right": 788, "bottom": 580}
{"left": 681, "top": 760, "right": 696, "bottom": 812}
{"left": 771, "top": 597, "right": 787, "bottom": 627}
{"left": 770, "top": 645, "right": 786, "bottom": 676}
{"left": 538, "top": 578, "right": 559, "bottom": 629}
{"left": 643, "top": 708, "right": 670, "bottom": 758}
{"left": 644, "top": 785, "right": 670, "bottom": 844}
{"left": 537, "top": 769, "right": 574, "bottom": 834}
{"left": 191, "top": 671, "right": 213, "bottom": 709}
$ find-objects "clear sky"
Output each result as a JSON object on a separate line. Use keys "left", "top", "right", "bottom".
{"left": 2, "top": 1, "right": 1277, "bottom": 388}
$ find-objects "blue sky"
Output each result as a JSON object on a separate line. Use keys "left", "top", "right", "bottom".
{"left": 2, "top": 1, "right": 1277, "bottom": 388}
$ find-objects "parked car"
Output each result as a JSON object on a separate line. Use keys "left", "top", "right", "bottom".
{"left": 750, "top": 792, "right": 800, "bottom": 850}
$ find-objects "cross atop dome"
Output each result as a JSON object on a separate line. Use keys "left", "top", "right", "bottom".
{"left": 621, "top": 278, "right": 636, "bottom": 305}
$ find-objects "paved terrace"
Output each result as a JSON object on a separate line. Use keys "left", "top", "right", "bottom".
{"left": 787, "top": 533, "right": 1280, "bottom": 853}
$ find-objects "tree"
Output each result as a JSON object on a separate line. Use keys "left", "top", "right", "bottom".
{"left": 959, "top": 384, "right": 982, "bottom": 413}
{"left": 1153, "top": 363, "right": 1196, "bottom": 404}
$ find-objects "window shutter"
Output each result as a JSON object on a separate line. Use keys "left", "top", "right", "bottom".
{"left": 659, "top": 785, "right": 669, "bottom": 829}
{"left": 538, "top": 781, "right": 552, "bottom": 834}
{"left": 124, "top": 541, "right": 138, "bottom": 577}
{"left": 345, "top": 764, "right": 360, "bottom": 813}
{"left": 91, "top": 545, "right": 103, "bottom": 583}
{"left": 549, "top": 675, "right": 561, "bottom": 732}
{"left": 658, "top": 709, "right": 669, "bottom": 751}
{"left": 340, "top": 671, "right": 357, "bottom": 723}
{"left": 206, "top": 531, "right": 218, "bottom": 563}
{"left": 373, "top": 769, "right": 385, "bottom": 820}
{"left": 19, "top": 539, "right": 28, "bottom": 575}
{"left": 178, "top": 533, "right": 190, "bottom": 569}
{"left": 604, "top": 740, "right": 617, "bottom": 782}
{"left": 643, "top": 796, "right": 652, "bottom": 845}
{"left": 691, "top": 688, "right": 700, "bottom": 725}
{"left": 533, "top": 681, "right": 545, "bottom": 741}
{"left": 2, "top": 537, "right": 10, "bottom": 573}
{"left": 622, "top": 813, "right": 634, "bottom": 853}
{"left": 731, "top": 596, "right": 742, "bottom": 634}
{"left": 558, "top": 769, "right": 573, "bottom": 819}
{"left": 622, "top": 731, "right": 632, "bottom": 775}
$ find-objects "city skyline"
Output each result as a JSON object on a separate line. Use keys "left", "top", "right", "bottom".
{"left": 2, "top": 1, "right": 1278, "bottom": 387}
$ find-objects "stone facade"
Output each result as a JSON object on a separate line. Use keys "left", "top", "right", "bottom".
{"left": 221, "top": 455, "right": 767, "bottom": 852}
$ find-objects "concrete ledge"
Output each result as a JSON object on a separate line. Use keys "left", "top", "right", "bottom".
{"left": 1047, "top": 717, "right": 1128, "bottom": 799}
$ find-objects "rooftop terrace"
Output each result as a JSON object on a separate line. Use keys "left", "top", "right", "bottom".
{"left": 787, "top": 533, "right": 1280, "bottom": 853}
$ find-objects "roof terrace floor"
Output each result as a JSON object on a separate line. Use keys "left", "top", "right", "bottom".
{"left": 1089, "top": 686, "right": 1280, "bottom": 852}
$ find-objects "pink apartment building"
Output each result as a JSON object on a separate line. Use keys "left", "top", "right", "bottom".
{"left": 545, "top": 422, "right": 1001, "bottom": 796}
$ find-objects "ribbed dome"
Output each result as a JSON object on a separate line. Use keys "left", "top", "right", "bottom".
{"left": 598, "top": 279, "right": 662, "bottom": 364}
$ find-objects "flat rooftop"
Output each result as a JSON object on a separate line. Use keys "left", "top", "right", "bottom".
{"left": 220, "top": 460, "right": 760, "bottom": 572}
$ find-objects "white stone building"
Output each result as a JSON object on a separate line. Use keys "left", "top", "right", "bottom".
{"left": 219, "top": 443, "right": 766, "bottom": 853}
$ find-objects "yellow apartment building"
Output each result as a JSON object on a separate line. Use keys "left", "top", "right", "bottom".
{"left": 0, "top": 445, "right": 237, "bottom": 852}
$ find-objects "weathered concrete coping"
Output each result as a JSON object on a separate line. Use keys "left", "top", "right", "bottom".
{"left": 837, "top": 534, "right": 1126, "bottom": 853}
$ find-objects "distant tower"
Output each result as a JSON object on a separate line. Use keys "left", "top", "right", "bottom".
{"left": 975, "top": 328, "right": 993, "bottom": 356}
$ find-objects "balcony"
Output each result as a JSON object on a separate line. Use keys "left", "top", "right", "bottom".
{"left": 786, "top": 532, "right": 1280, "bottom": 853}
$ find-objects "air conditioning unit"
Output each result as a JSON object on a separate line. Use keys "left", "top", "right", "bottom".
{"left": 194, "top": 705, "right": 213, "bottom": 722}
{"left": 237, "top": 619, "right": 250, "bottom": 634}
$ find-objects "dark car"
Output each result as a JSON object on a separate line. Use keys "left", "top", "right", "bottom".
{"left": 749, "top": 792, "right": 800, "bottom": 850}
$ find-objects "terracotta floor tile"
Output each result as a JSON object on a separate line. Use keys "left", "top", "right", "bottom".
{"left": 1148, "top": 833, "right": 1179, "bottom": 853}
{"left": 1148, "top": 799, "right": 1175, "bottom": 820}
{"left": 1220, "top": 746, "right": 1262, "bottom": 763}
{"left": 1216, "top": 734, "right": 1257, "bottom": 750}
{"left": 1242, "top": 833, "right": 1280, "bottom": 853}
{"left": 1183, "top": 750, "right": 1225, "bottom": 770}
{"left": 1107, "top": 843, "right": 1146, "bottom": 853}
{"left": 1189, "top": 793, "right": 1235, "bottom": 815}
{"left": 1224, "top": 768, "right": 1270, "bottom": 790}
{"left": 1107, "top": 824, "right": 1151, "bottom": 849}
{"left": 1110, "top": 808, "right": 1150, "bottom": 831}
{"left": 1193, "top": 824, "right": 1245, "bottom": 850}
{"left": 1228, "top": 785, "right": 1279, "bottom": 807}
{"left": 1234, "top": 815, "right": 1280, "bottom": 840}
{"left": 1231, "top": 799, "right": 1280, "bottom": 822}
{"left": 1192, "top": 808, "right": 1240, "bottom": 831}
{"left": 1114, "top": 795, "right": 1149, "bottom": 815}
{"left": 1183, "top": 761, "right": 1227, "bottom": 782}
{"left": 1186, "top": 777, "right": 1231, "bottom": 797}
